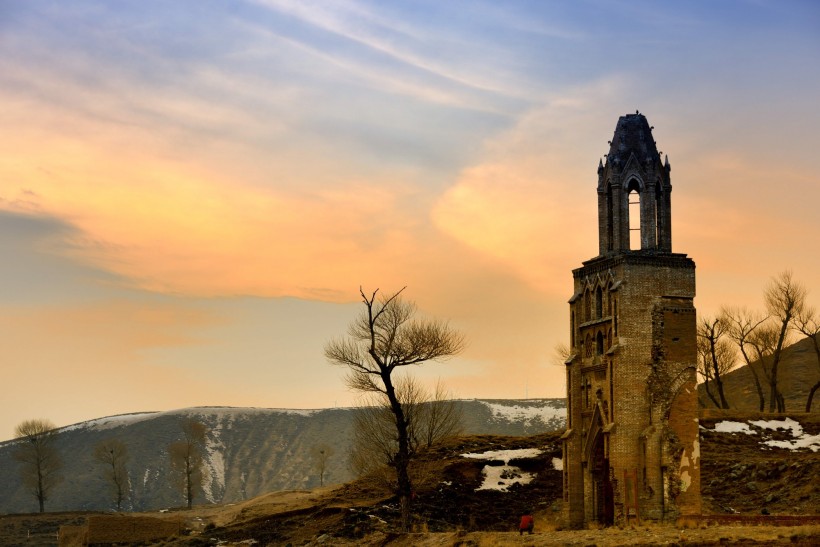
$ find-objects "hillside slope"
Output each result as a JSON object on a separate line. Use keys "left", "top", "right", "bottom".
{"left": 698, "top": 335, "right": 820, "bottom": 411}
{"left": 1, "top": 414, "right": 818, "bottom": 546}
{"left": 0, "top": 398, "right": 565, "bottom": 514}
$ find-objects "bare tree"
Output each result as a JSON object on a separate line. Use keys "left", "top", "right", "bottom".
{"left": 697, "top": 316, "right": 734, "bottom": 409}
{"left": 415, "top": 379, "right": 463, "bottom": 449}
{"left": 94, "top": 438, "right": 130, "bottom": 511}
{"left": 348, "top": 394, "right": 402, "bottom": 487}
{"left": 14, "top": 419, "right": 63, "bottom": 513}
{"left": 795, "top": 307, "right": 820, "bottom": 412}
{"left": 764, "top": 271, "right": 806, "bottom": 412}
{"left": 347, "top": 377, "right": 431, "bottom": 488}
{"left": 311, "top": 443, "right": 334, "bottom": 487}
{"left": 169, "top": 418, "right": 208, "bottom": 509}
{"left": 325, "top": 287, "right": 464, "bottom": 530}
{"left": 722, "top": 307, "right": 768, "bottom": 411}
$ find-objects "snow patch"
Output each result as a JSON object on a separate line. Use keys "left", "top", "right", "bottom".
{"left": 709, "top": 418, "right": 820, "bottom": 452}
{"left": 461, "top": 448, "right": 542, "bottom": 492}
{"left": 461, "top": 448, "right": 543, "bottom": 462}
{"left": 749, "top": 418, "right": 802, "bottom": 436}
{"left": 60, "top": 412, "right": 160, "bottom": 433}
{"left": 552, "top": 457, "right": 563, "bottom": 471}
{"left": 713, "top": 421, "right": 755, "bottom": 435}
{"left": 204, "top": 422, "right": 226, "bottom": 503}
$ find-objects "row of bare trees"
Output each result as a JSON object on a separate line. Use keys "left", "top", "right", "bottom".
{"left": 12, "top": 417, "right": 210, "bottom": 512}
{"left": 698, "top": 271, "right": 820, "bottom": 412}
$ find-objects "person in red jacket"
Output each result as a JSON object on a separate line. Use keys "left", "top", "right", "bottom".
{"left": 519, "top": 511, "right": 534, "bottom": 535}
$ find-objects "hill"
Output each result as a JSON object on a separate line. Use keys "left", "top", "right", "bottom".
{"left": 698, "top": 335, "right": 820, "bottom": 412}
{"left": 1, "top": 414, "right": 818, "bottom": 546}
{"left": 0, "top": 398, "right": 565, "bottom": 514}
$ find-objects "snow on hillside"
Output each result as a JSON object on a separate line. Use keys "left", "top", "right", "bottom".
{"left": 476, "top": 399, "right": 565, "bottom": 425}
{"left": 57, "top": 406, "right": 322, "bottom": 435}
{"left": 704, "top": 418, "right": 820, "bottom": 452}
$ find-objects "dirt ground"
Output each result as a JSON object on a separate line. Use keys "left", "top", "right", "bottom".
{"left": 317, "top": 525, "right": 820, "bottom": 546}
{"left": 3, "top": 424, "right": 819, "bottom": 546}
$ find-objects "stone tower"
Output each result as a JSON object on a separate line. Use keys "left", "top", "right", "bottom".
{"left": 562, "top": 113, "right": 700, "bottom": 527}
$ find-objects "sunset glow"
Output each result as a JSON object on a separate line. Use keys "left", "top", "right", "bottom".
{"left": 1, "top": 1, "right": 819, "bottom": 438}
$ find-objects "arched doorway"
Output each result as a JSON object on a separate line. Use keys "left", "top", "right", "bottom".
{"left": 591, "top": 433, "right": 614, "bottom": 525}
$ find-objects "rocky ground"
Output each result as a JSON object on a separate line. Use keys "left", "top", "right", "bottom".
{"left": 2, "top": 418, "right": 819, "bottom": 546}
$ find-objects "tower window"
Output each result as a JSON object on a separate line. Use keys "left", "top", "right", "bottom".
{"left": 628, "top": 188, "right": 641, "bottom": 250}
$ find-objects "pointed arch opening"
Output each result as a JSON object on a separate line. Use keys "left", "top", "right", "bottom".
{"left": 595, "top": 286, "right": 603, "bottom": 319}
{"left": 627, "top": 178, "right": 641, "bottom": 250}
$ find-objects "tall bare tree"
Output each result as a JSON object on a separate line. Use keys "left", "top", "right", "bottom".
{"left": 94, "top": 438, "right": 130, "bottom": 511}
{"left": 764, "top": 271, "right": 806, "bottom": 412}
{"left": 311, "top": 443, "right": 334, "bottom": 487}
{"left": 169, "top": 418, "right": 208, "bottom": 509}
{"left": 14, "top": 419, "right": 62, "bottom": 513}
{"left": 325, "top": 287, "right": 464, "bottom": 530}
{"left": 722, "top": 307, "right": 768, "bottom": 411}
{"left": 795, "top": 307, "right": 820, "bottom": 412}
{"left": 697, "top": 316, "right": 733, "bottom": 409}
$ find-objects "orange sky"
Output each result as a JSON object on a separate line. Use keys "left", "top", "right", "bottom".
{"left": 1, "top": 1, "right": 819, "bottom": 439}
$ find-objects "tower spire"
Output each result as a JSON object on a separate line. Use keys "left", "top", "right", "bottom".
{"left": 597, "top": 113, "right": 672, "bottom": 255}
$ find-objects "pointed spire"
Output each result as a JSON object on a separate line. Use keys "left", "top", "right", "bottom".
{"left": 598, "top": 158, "right": 604, "bottom": 173}
{"left": 605, "top": 113, "right": 660, "bottom": 172}
{"left": 665, "top": 154, "right": 671, "bottom": 172}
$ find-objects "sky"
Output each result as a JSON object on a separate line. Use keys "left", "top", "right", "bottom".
{"left": 1, "top": 0, "right": 819, "bottom": 440}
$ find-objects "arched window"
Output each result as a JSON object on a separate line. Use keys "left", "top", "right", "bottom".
{"left": 570, "top": 311, "right": 576, "bottom": 347}
{"left": 584, "top": 290, "right": 591, "bottom": 322}
{"left": 627, "top": 178, "right": 641, "bottom": 250}
{"left": 595, "top": 286, "right": 603, "bottom": 320}
{"left": 585, "top": 334, "right": 592, "bottom": 358}
{"left": 606, "top": 183, "right": 614, "bottom": 251}
{"left": 596, "top": 331, "right": 604, "bottom": 355}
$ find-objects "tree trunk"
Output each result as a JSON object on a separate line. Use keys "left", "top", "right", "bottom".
{"left": 383, "top": 372, "right": 413, "bottom": 531}
{"left": 748, "top": 363, "right": 766, "bottom": 412}
{"left": 186, "top": 456, "right": 193, "bottom": 509}
{"left": 37, "top": 466, "right": 45, "bottom": 513}
{"left": 805, "top": 381, "right": 820, "bottom": 412}
{"left": 769, "top": 318, "right": 790, "bottom": 412}
{"left": 710, "top": 344, "right": 730, "bottom": 409}
{"left": 703, "top": 379, "right": 720, "bottom": 408}
{"left": 805, "top": 336, "right": 820, "bottom": 413}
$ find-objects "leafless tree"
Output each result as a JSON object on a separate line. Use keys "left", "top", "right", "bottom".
{"left": 325, "top": 287, "right": 464, "bottom": 530}
{"left": 416, "top": 379, "right": 463, "bottom": 449}
{"left": 14, "top": 419, "right": 63, "bottom": 513}
{"left": 94, "top": 438, "right": 130, "bottom": 511}
{"left": 169, "top": 418, "right": 208, "bottom": 509}
{"left": 722, "top": 307, "right": 768, "bottom": 411}
{"left": 553, "top": 342, "right": 572, "bottom": 366}
{"left": 794, "top": 307, "right": 820, "bottom": 412}
{"left": 764, "top": 271, "right": 806, "bottom": 412}
{"left": 348, "top": 393, "right": 404, "bottom": 488}
{"left": 311, "top": 443, "right": 334, "bottom": 487}
{"left": 697, "top": 316, "right": 734, "bottom": 409}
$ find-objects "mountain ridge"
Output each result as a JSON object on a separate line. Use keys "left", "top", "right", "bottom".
{"left": 0, "top": 398, "right": 566, "bottom": 514}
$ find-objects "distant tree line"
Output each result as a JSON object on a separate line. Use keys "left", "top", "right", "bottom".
{"left": 698, "top": 270, "right": 820, "bottom": 412}
{"left": 11, "top": 416, "right": 212, "bottom": 513}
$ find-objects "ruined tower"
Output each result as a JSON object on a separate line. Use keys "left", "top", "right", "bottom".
{"left": 563, "top": 113, "right": 700, "bottom": 527}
